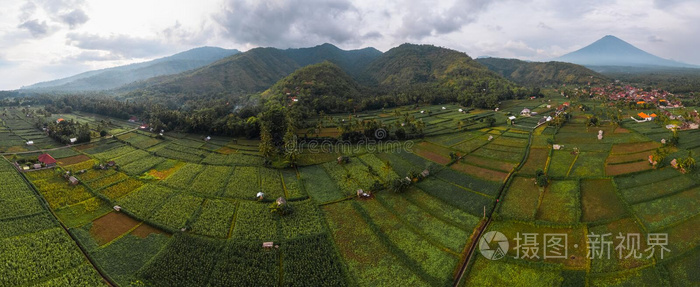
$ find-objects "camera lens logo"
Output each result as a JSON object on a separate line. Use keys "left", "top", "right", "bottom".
{"left": 479, "top": 231, "right": 509, "bottom": 260}
{"left": 374, "top": 128, "right": 387, "bottom": 140}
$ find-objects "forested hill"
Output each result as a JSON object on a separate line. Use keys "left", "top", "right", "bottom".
{"left": 123, "top": 43, "right": 539, "bottom": 110}
{"left": 284, "top": 43, "right": 382, "bottom": 79}
{"left": 126, "top": 48, "right": 302, "bottom": 94}
{"left": 262, "top": 61, "right": 363, "bottom": 113}
{"left": 363, "top": 44, "right": 521, "bottom": 108}
{"left": 22, "top": 47, "right": 240, "bottom": 92}
{"left": 476, "top": 57, "right": 608, "bottom": 86}
{"left": 128, "top": 44, "right": 382, "bottom": 96}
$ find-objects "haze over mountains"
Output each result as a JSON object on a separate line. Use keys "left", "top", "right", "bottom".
{"left": 21, "top": 47, "right": 240, "bottom": 92}
{"left": 126, "top": 43, "right": 382, "bottom": 95}
{"left": 555, "top": 35, "right": 698, "bottom": 69}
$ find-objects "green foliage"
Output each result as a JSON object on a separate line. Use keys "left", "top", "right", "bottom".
{"left": 91, "top": 234, "right": 169, "bottom": 286}
{"left": 150, "top": 194, "right": 203, "bottom": 230}
{"left": 279, "top": 199, "right": 325, "bottom": 239}
{"left": 117, "top": 184, "right": 176, "bottom": 219}
{"left": 263, "top": 61, "right": 363, "bottom": 114}
{"left": 269, "top": 198, "right": 293, "bottom": 216}
{"left": 190, "top": 199, "right": 236, "bottom": 238}
{"left": 415, "top": 177, "right": 494, "bottom": 216}
{"left": 365, "top": 44, "right": 520, "bottom": 109}
{"left": 476, "top": 57, "right": 608, "bottom": 86}
{"left": 535, "top": 169, "right": 548, "bottom": 187}
{"left": 138, "top": 234, "right": 225, "bottom": 286}
{"left": 41, "top": 118, "right": 91, "bottom": 144}
{"left": 282, "top": 234, "right": 350, "bottom": 286}
{"left": 298, "top": 165, "right": 345, "bottom": 203}
{"left": 0, "top": 228, "right": 94, "bottom": 286}
{"left": 231, "top": 201, "right": 278, "bottom": 241}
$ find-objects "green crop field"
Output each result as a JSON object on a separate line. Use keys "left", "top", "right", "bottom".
{"left": 1, "top": 98, "right": 699, "bottom": 286}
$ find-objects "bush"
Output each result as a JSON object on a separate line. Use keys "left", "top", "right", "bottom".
{"left": 535, "top": 169, "right": 548, "bottom": 187}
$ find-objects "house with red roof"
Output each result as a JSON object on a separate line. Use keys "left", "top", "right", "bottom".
{"left": 38, "top": 154, "right": 56, "bottom": 167}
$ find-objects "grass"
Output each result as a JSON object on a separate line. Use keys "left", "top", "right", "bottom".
{"left": 375, "top": 191, "right": 470, "bottom": 253}
{"left": 580, "top": 179, "right": 627, "bottom": 222}
{"left": 631, "top": 186, "right": 700, "bottom": 231}
{"left": 355, "top": 199, "right": 457, "bottom": 285}
{"left": 404, "top": 187, "right": 482, "bottom": 232}
{"left": 500, "top": 177, "right": 541, "bottom": 221}
{"left": 660, "top": 213, "right": 700, "bottom": 261}
{"left": 618, "top": 174, "right": 697, "bottom": 204}
{"left": 520, "top": 148, "right": 550, "bottom": 175}
{"left": 485, "top": 221, "right": 589, "bottom": 268}
{"left": 450, "top": 161, "right": 509, "bottom": 183}
{"left": 464, "top": 257, "right": 563, "bottom": 286}
{"left": 588, "top": 266, "right": 664, "bottom": 286}
{"left": 666, "top": 248, "right": 700, "bottom": 286}
{"left": 568, "top": 152, "right": 607, "bottom": 177}
{"left": 547, "top": 150, "right": 577, "bottom": 177}
{"left": 298, "top": 165, "right": 345, "bottom": 203}
{"left": 416, "top": 177, "right": 495, "bottom": 217}
{"left": 587, "top": 217, "right": 653, "bottom": 273}
{"left": 322, "top": 201, "right": 427, "bottom": 286}
{"left": 537, "top": 180, "right": 581, "bottom": 224}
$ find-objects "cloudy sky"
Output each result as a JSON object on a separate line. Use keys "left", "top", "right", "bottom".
{"left": 1, "top": 0, "right": 699, "bottom": 90}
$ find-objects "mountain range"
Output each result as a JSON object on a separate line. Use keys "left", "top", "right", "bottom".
{"left": 21, "top": 47, "right": 240, "bottom": 92}
{"left": 123, "top": 43, "right": 382, "bottom": 95}
{"left": 16, "top": 41, "right": 628, "bottom": 105}
{"left": 555, "top": 35, "right": 698, "bottom": 69}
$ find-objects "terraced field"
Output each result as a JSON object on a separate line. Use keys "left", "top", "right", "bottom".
{"left": 2, "top": 102, "right": 699, "bottom": 286}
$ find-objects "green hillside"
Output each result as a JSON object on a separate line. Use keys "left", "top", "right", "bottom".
{"left": 130, "top": 44, "right": 381, "bottom": 97}
{"left": 262, "top": 61, "right": 363, "bottom": 113}
{"left": 364, "top": 44, "right": 521, "bottom": 108}
{"left": 22, "top": 47, "right": 240, "bottom": 92}
{"left": 128, "top": 48, "right": 302, "bottom": 95}
{"left": 476, "top": 57, "right": 608, "bottom": 86}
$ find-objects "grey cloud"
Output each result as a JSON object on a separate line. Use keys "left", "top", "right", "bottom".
{"left": 19, "top": 2, "right": 37, "bottom": 22}
{"left": 161, "top": 21, "right": 214, "bottom": 45}
{"left": 486, "top": 25, "right": 503, "bottom": 32}
{"left": 35, "top": 0, "right": 86, "bottom": 14}
{"left": 18, "top": 19, "right": 50, "bottom": 37}
{"left": 396, "top": 0, "right": 492, "bottom": 40}
{"left": 653, "top": 0, "right": 687, "bottom": 9}
{"left": 215, "top": 0, "right": 361, "bottom": 47}
{"left": 648, "top": 35, "right": 664, "bottom": 43}
{"left": 60, "top": 9, "right": 89, "bottom": 29}
{"left": 66, "top": 33, "right": 171, "bottom": 58}
{"left": 362, "top": 31, "right": 383, "bottom": 40}
{"left": 537, "top": 22, "right": 553, "bottom": 30}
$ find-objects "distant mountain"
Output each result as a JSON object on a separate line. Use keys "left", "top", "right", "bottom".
{"left": 132, "top": 43, "right": 381, "bottom": 95}
{"left": 22, "top": 47, "right": 240, "bottom": 92}
{"left": 262, "top": 61, "right": 363, "bottom": 113}
{"left": 555, "top": 35, "right": 697, "bottom": 69}
{"left": 476, "top": 57, "right": 608, "bottom": 86}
